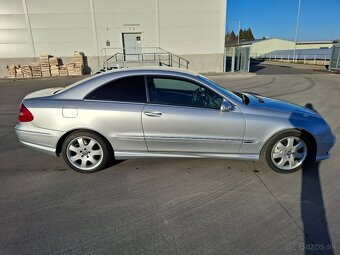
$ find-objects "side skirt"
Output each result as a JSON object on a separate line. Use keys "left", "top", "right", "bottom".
{"left": 114, "top": 151, "right": 259, "bottom": 160}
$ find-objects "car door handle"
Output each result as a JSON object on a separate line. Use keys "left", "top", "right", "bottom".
{"left": 144, "top": 111, "right": 162, "bottom": 117}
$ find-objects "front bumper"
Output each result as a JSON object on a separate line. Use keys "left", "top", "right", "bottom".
{"left": 315, "top": 134, "right": 336, "bottom": 161}
{"left": 15, "top": 123, "right": 64, "bottom": 156}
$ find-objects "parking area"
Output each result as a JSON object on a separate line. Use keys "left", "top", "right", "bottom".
{"left": 0, "top": 64, "right": 339, "bottom": 254}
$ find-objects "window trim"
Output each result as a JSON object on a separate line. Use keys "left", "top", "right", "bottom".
{"left": 83, "top": 75, "right": 147, "bottom": 103}
{"left": 145, "top": 75, "right": 225, "bottom": 110}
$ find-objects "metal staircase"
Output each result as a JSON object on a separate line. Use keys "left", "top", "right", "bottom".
{"left": 99, "top": 47, "right": 189, "bottom": 70}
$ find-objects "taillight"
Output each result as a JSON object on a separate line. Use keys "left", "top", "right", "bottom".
{"left": 19, "top": 103, "right": 34, "bottom": 122}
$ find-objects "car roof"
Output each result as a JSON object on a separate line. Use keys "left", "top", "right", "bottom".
{"left": 53, "top": 67, "right": 200, "bottom": 100}
{"left": 96, "top": 66, "right": 199, "bottom": 77}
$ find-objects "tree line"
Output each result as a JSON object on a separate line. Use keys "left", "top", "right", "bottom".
{"left": 225, "top": 28, "right": 255, "bottom": 47}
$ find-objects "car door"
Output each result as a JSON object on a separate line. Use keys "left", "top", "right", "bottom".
{"left": 84, "top": 75, "right": 148, "bottom": 152}
{"left": 142, "top": 76, "right": 246, "bottom": 154}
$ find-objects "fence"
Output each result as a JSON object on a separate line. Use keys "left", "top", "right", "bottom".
{"left": 250, "top": 53, "right": 331, "bottom": 65}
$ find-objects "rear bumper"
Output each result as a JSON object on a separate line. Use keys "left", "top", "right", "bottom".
{"left": 15, "top": 123, "right": 63, "bottom": 157}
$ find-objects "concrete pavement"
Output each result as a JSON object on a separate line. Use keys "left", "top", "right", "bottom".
{"left": 0, "top": 65, "right": 339, "bottom": 254}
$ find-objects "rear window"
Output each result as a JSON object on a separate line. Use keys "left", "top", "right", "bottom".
{"left": 85, "top": 76, "right": 146, "bottom": 103}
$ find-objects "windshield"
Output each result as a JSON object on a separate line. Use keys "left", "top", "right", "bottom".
{"left": 198, "top": 76, "right": 244, "bottom": 104}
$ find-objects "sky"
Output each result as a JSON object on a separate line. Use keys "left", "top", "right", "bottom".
{"left": 226, "top": 0, "right": 340, "bottom": 41}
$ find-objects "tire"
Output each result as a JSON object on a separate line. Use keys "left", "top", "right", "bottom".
{"left": 261, "top": 130, "right": 313, "bottom": 173}
{"left": 61, "top": 131, "right": 113, "bottom": 173}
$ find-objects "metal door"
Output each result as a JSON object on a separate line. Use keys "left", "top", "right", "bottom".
{"left": 122, "top": 33, "right": 142, "bottom": 61}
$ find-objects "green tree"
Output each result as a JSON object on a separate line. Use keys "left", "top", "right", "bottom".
{"left": 246, "top": 28, "right": 255, "bottom": 40}
{"left": 225, "top": 30, "right": 238, "bottom": 46}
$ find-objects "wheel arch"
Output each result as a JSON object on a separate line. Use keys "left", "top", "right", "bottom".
{"left": 261, "top": 128, "right": 317, "bottom": 161}
{"left": 56, "top": 129, "right": 114, "bottom": 157}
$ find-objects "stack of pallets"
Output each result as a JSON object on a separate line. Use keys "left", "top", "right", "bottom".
{"left": 40, "top": 55, "right": 51, "bottom": 77}
{"left": 21, "top": 65, "right": 32, "bottom": 78}
{"left": 50, "top": 66, "right": 59, "bottom": 76}
{"left": 16, "top": 67, "right": 24, "bottom": 78}
{"left": 49, "top": 57, "right": 60, "bottom": 76}
{"left": 72, "top": 51, "right": 84, "bottom": 76}
{"left": 66, "top": 63, "right": 76, "bottom": 76}
{"left": 7, "top": 65, "right": 17, "bottom": 78}
{"left": 49, "top": 57, "right": 59, "bottom": 66}
{"left": 31, "top": 62, "right": 42, "bottom": 77}
{"left": 59, "top": 65, "right": 68, "bottom": 76}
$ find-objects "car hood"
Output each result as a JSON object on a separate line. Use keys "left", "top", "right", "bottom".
{"left": 24, "top": 87, "right": 64, "bottom": 99}
{"left": 243, "top": 92, "right": 320, "bottom": 118}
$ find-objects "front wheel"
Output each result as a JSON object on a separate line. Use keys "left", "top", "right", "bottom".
{"left": 262, "top": 131, "right": 312, "bottom": 173}
{"left": 61, "top": 131, "right": 112, "bottom": 173}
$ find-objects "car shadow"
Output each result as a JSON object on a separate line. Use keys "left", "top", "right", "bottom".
{"left": 294, "top": 103, "right": 334, "bottom": 254}
{"left": 106, "top": 159, "right": 125, "bottom": 169}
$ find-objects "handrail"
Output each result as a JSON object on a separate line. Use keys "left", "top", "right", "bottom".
{"left": 101, "top": 47, "right": 189, "bottom": 70}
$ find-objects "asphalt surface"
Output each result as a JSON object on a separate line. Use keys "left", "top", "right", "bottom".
{"left": 0, "top": 64, "right": 339, "bottom": 255}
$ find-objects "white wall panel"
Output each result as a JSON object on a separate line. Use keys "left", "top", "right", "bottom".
{"left": 159, "top": 12, "right": 220, "bottom": 27}
{"left": 161, "top": 40, "right": 221, "bottom": 55}
{"left": 26, "top": 0, "right": 91, "bottom": 14}
{"left": 0, "top": 15, "right": 26, "bottom": 29}
{"left": 0, "top": 0, "right": 226, "bottom": 59}
{"left": 95, "top": 12, "right": 156, "bottom": 27}
{"left": 159, "top": 0, "right": 222, "bottom": 12}
{"left": 29, "top": 14, "right": 92, "bottom": 28}
{"left": 34, "top": 42, "right": 95, "bottom": 56}
{"left": 31, "top": 28, "right": 93, "bottom": 43}
{"left": 0, "top": 43, "right": 33, "bottom": 58}
{"left": 0, "top": 0, "right": 24, "bottom": 14}
{"left": 0, "top": 29, "right": 30, "bottom": 43}
{"left": 94, "top": 0, "right": 155, "bottom": 13}
{"left": 160, "top": 26, "right": 220, "bottom": 41}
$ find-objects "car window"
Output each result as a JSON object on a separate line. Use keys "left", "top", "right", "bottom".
{"left": 85, "top": 76, "right": 146, "bottom": 103}
{"left": 147, "top": 77, "right": 223, "bottom": 109}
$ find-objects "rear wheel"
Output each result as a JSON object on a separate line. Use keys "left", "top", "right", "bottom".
{"left": 61, "top": 131, "right": 112, "bottom": 173}
{"left": 262, "top": 131, "right": 312, "bottom": 173}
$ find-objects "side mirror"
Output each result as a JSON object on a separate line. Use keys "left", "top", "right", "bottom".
{"left": 220, "top": 100, "right": 233, "bottom": 112}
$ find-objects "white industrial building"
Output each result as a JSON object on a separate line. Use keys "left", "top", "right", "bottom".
{"left": 230, "top": 38, "right": 333, "bottom": 57}
{"left": 0, "top": 0, "right": 227, "bottom": 77}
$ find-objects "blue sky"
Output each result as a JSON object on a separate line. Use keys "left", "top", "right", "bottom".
{"left": 226, "top": 0, "right": 340, "bottom": 41}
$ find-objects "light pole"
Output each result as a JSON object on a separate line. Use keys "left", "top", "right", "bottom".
{"left": 293, "top": 0, "right": 302, "bottom": 62}
{"left": 237, "top": 19, "right": 241, "bottom": 44}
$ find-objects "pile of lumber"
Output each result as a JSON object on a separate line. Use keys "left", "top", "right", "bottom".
{"left": 49, "top": 57, "right": 59, "bottom": 66}
{"left": 31, "top": 62, "right": 42, "bottom": 77}
{"left": 49, "top": 57, "right": 60, "bottom": 76}
{"left": 59, "top": 65, "right": 68, "bottom": 76}
{"left": 5, "top": 51, "right": 87, "bottom": 79}
{"left": 6, "top": 65, "right": 18, "bottom": 78}
{"left": 40, "top": 55, "right": 51, "bottom": 77}
{"left": 67, "top": 51, "right": 84, "bottom": 76}
{"left": 66, "top": 63, "right": 76, "bottom": 75}
{"left": 50, "top": 66, "right": 59, "bottom": 76}
{"left": 21, "top": 65, "right": 32, "bottom": 78}
{"left": 16, "top": 67, "right": 24, "bottom": 78}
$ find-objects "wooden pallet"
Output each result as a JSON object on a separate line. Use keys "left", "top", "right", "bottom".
{"left": 21, "top": 65, "right": 32, "bottom": 78}
{"left": 31, "top": 62, "right": 42, "bottom": 77}
{"left": 40, "top": 55, "right": 51, "bottom": 77}
{"left": 59, "top": 65, "right": 68, "bottom": 76}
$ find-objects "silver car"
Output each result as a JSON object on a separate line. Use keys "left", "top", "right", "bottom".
{"left": 15, "top": 68, "right": 335, "bottom": 173}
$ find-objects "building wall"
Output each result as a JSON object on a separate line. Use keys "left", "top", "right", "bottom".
{"left": 0, "top": 0, "right": 227, "bottom": 77}
{"left": 296, "top": 43, "right": 333, "bottom": 49}
{"left": 251, "top": 39, "right": 295, "bottom": 55}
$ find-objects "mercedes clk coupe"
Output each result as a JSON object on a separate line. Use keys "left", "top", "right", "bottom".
{"left": 15, "top": 68, "right": 335, "bottom": 173}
